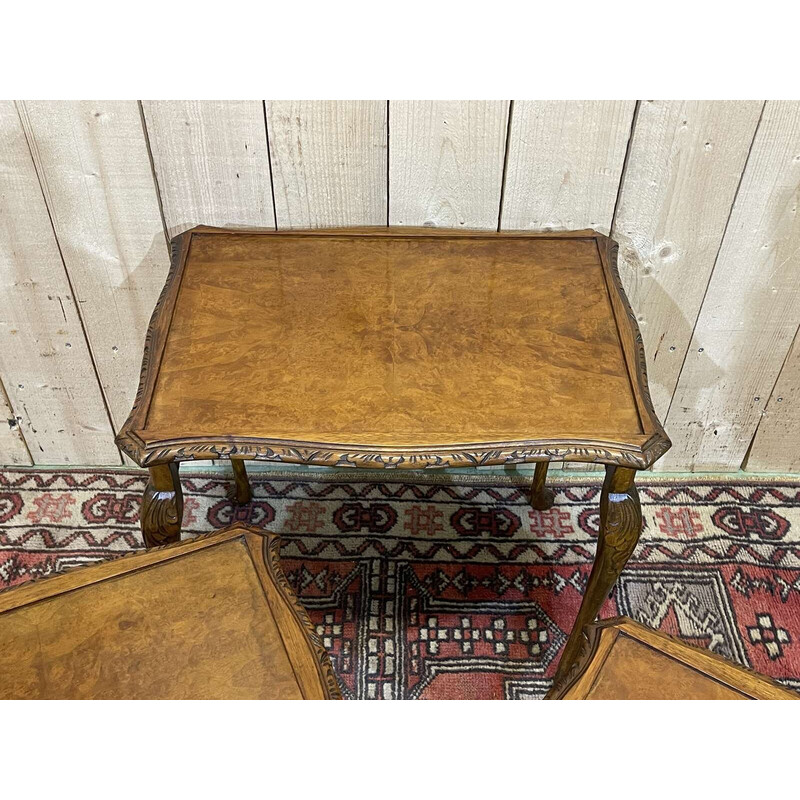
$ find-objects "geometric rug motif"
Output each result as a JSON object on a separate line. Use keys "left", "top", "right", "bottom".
{"left": 615, "top": 569, "right": 748, "bottom": 664}
{"left": 1, "top": 468, "right": 799, "bottom": 699}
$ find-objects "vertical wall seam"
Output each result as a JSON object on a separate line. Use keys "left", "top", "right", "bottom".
{"left": 496, "top": 100, "right": 514, "bottom": 231}
{"left": 262, "top": 101, "right": 279, "bottom": 230}
{"left": 14, "top": 101, "right": 123, "bottom": 464}
{"left": 741, "top": 319, "right": 800, "bottom": 470}
{"left": 138, "top": 100, "right": 171, "bottom": 248}
{"left": 609, "top": 100, "right": 640, "bottom": 235}
{"left": 662, "top": 100, "right": 768, "bottom": 431}
{"left": 385, "top": 100, "right": 391, "bottom": 227}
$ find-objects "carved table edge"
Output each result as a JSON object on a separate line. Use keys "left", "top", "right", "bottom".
{"left": 116, "top": 432, "right": 672, "bottom": 471}
{"left": 259, "top": 534, "right": 343, "bottom": 700}
{"left": 117, "top": 230, "right": 190, "bottom": 446}
{"left": 596, "top": 233, "right": 671, "bottom": 458}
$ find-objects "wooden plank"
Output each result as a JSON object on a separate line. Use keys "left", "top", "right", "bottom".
{"left": 660, "top": 101, "right": 800, "bottom": 471}
{"left": 613, "top": 101, "right": 762, "bottom": 420}
{"left": 18, "top": 101, "right": 170, "bottom": 437}
{"left": 0, "top": 379, "right": 31, "bottom": 465}
{"left": 746, "top": 328, "right": 800, "bottom": 472}
{"left": 501, "top": 101, "right": 634, "bottom": 473}
{"left": 0, "top": 101, "right": 119, "bottom": 464}
{"left": 267, "top": 101, "right": 387, "bottom": 228}
{"left": 388, "top": 101, "right": 509, "bottom": 229}
{"left": 500, "top": 101, "right": 635, "bottom": 234}
{"left": 142, "top": 101, "right": 274, "bottom": 238}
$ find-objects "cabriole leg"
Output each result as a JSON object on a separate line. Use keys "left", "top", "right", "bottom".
{"left": 140, "top": 462, "right": 183, "bottom": 548}
{"left": 550, "top": 465, "right": 641, "bottom": 691}
{"left": 230, "top": 459, "right": 252, "bottom": 505}
{"left": 530, "top": 461, "right": 555, "bottom": 510}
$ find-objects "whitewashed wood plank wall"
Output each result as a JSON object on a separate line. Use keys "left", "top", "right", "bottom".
{"left": 1, "top": 99, "right": 799, "bottom": 473}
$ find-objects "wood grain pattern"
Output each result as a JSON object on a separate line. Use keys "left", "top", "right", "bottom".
{"left": 142, "top": 101, "right": 275, "bottom": 238}
{"left": 116, "top": 227, "right": 669, "bottom": 473}
{"left": 548, "top": 616, "right": 797, "bottom": 700}
{"left": 0, "top": 101, "right": 118, "bottom": 465}
{"left": 661, "top": 101, "right": 800, "bottom": 471}
{"left": 0, "top": 524, "right": 340, "bottom": 699}
{"left": 267, "top": 101, "right": 387, "bottom": 228}
{"left": 18, "top": 101, "right": 171, "bottom": 433}
{"left": 613, "top": 100, "right": 763, "bottom": 419}
{"left": 747, "top": 329, "right": 800, "bottom": 471}
{"left": 501, "top": 101, "right": 635, "bottom": 234}
{"left": 388, "top": 101, "right": 509, "bottom": 229}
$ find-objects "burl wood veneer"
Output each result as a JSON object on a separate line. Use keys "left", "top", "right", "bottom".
{"left": 547, "top": 617, "right": 796, "bottom": 700}
{"left": 116, "top": 226, "right": 671, "bottom": 687}
{"left": 0, "top": 524, "right": 340, "bottom": 699}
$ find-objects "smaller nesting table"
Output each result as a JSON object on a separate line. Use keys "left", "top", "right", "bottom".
{"left": 547, "top": 617, "right": 796, "bottom": 700}
{"left": 0, "top": 524, "right": 340, "bottom": 699}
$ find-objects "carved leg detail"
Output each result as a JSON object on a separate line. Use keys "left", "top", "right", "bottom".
{"left": 140, "top": 462, "right": 183, "bottom": 548}
{"left": 530, "top": 461, "right": 555, "bottom": 510}
{"left": 551, "top": 465, "right": 641, "bottom": 692}
{"left": 230, "top": 459, "right": 252, "bottom": 505}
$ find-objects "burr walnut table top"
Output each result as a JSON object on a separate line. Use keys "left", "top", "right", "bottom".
{"left": 0, "top": 525, "right": 340, "bottom": 699}
{"left": 116, "top": 226, "right": 670, "bottom": 470}
{"left": 547, "top": 617, "right": 796, "bottom": 700}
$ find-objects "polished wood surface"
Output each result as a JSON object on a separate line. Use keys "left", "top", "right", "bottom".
{"left": 117, "top": 226, "right": 669, "bottom": 472}
{"left": 0, "top": 524, "right": 340, "bottom": 699}
{"left": 548, "top": 617, "right": 797, "bottom": 700}
{"left": 153, "top": 232, "right": 640, "bottom": 441}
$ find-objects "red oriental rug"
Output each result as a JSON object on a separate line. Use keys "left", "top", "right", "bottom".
{"left": 1, "top": 468, "right": 799, "bottom": 699}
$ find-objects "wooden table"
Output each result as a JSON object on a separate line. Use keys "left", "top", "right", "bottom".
{"left": 0, "top": 524, "right": 341, "bottom": 699}
{"left": 116, "top": 226, "right": 671, "bottom": 686}
{"left": 547, "top": 617, "right": 797, "bottom": 700}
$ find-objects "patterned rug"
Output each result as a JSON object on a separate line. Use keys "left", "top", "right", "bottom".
{"left": 1, "top": 468, "right": 799, "bottom": 699}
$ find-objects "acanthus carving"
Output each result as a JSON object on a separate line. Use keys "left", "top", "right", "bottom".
{"left": 599, "top": 469, "right": 642, "bottom": 574}
{"left": 140, "top": 463, "right": 183, "bottom": 547}
{"left": 120, "top": 437, "right": 668, "bottom": 472}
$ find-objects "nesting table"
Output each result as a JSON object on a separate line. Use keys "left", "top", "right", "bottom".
{"left": 0, "top": 524, "right": 340, "bottom": 699}
{"left": 116, "top": 226, "right": 671, "bottom": 685}
{"left": 547, "top": 617, "right": 796, "bottom": 700}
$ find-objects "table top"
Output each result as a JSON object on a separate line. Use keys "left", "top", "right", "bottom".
{"left": 548, "top": 617, "right": 796, "bottom": 700}
{"left": 117, "top": 226, "right": 670, "bottom": 470}
{"left": 0, "top": 525, "right": 340, "bottom": 699}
